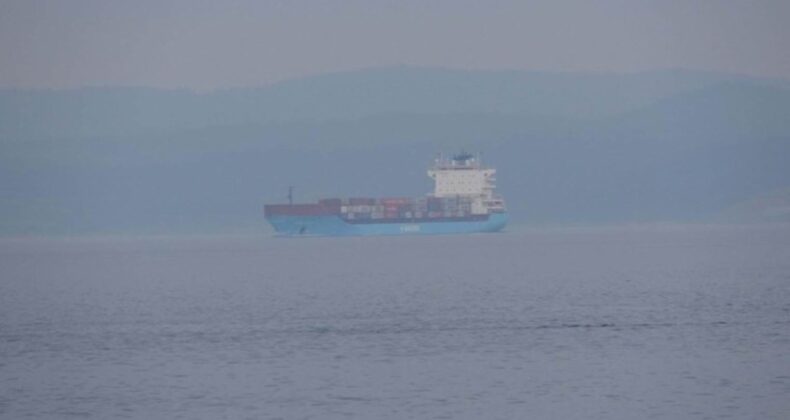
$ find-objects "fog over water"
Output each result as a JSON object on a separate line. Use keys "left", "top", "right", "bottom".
{"left": 2, "top": 225, "right": 789, "bottom": 419}
{"left": 2, "top": 68, "right": 790, "bottom": 235}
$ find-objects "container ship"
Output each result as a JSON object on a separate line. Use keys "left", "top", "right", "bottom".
{"left": 264, "top": 153, "right": 507, "bottom": 236}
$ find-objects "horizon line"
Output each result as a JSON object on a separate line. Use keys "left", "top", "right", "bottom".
{"left": 1, "top": 66, "right": 786, "bottom": 94}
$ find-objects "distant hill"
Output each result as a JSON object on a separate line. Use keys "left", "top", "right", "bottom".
{"left": 1, "top": 68, "right": 789, "bottom": 235}
{"left": 0, "top": 67, "right": 758, "bottom": 139}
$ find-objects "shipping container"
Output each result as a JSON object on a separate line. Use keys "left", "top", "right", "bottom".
{"left": 349, "top": 197, "right": 376, "bottom": 205}
{"left": 427, "top": 197, "right": 443, "bottom": 211}
{"left": 380, "top": 197, "right": 411, "bottom": 205}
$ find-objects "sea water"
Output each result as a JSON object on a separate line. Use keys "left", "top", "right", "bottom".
{"left": 1, "top": 225, "right": 789, "bottom": 419}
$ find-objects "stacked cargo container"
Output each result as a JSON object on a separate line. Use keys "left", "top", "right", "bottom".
{"left": 276, "top": 191, "right": 484, "bottom": 222}
{"left": 320, "top": 195, "right": 482, "bottom": 221}
{"left": 264, "top": 152, "right": 507, "bottom": 236}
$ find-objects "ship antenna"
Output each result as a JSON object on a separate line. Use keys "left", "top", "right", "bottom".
{"left": 287, "top": 186, "right": 294, "bottom": 205}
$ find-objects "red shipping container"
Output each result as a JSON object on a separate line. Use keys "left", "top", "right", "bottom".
{"left": 380, "top": 197, "right": 410, "bottom": 205}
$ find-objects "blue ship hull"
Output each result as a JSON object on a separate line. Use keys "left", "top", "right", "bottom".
{"left": 267, "top": 212, "right": 508, "bottom": 237}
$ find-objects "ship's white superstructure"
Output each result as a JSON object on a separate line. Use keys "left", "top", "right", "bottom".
{"left": 428, "top": 153, "right": 506, "bottom": 215}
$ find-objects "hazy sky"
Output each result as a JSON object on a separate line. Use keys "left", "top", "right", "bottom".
{"left": 1, "top": 0, "right": 789, "bottom": 90}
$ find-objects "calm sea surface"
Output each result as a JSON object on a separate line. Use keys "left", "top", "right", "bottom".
{"left": 1, "top": 225, "right": 789, "bottom": 419}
